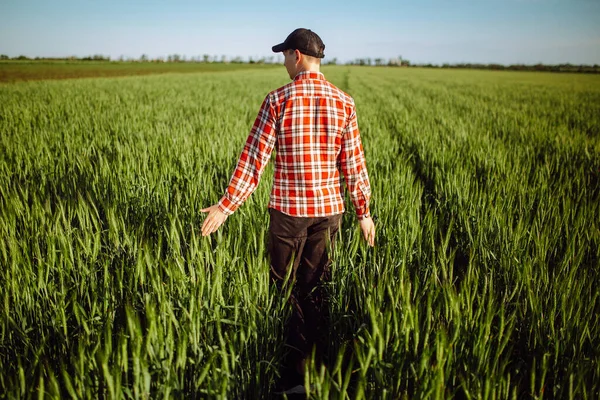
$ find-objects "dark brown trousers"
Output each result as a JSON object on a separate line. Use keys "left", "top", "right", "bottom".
{"left": 268, "top": 208, "right": 343, "bottom": 368}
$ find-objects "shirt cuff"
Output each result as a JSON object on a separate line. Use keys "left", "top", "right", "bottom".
{"left": 217, "top": 195, "right": 237, "bottom": 216}
{"left": 356, "top": 209, "right": 371, "bottom": 220}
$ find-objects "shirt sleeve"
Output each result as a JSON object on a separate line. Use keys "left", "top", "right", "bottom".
{"left": 339, "top": 104, "right": 371, "bottom": 220}
{"left": 218, "top": 95, "right": 277, "bottom": 215}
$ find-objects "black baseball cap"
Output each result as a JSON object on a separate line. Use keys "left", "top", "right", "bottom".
{"left": 272, "top": 28, "right": 325, "bottom": 59}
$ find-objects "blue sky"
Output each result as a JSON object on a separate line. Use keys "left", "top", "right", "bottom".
{"left": 1, "top": 0, "right": 599, "bottom": 65}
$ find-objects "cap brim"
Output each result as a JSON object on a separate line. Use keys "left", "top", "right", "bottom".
{"left": 272, "top": 43, "right": 288, "bottom": 53}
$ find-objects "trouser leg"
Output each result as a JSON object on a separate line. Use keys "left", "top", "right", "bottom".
{"left": 295, "top": 215, "right": 342, "bottom": 361}
{"left": 267, "top": 209, "right": 342, "bottom": 370}
{"left": 267, "top": 209, "right": 308, "bottom": 372}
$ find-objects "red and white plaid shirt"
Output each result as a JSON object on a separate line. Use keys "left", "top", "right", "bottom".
{"left": 218, "top": 71, "right": 371, "bottom": 220}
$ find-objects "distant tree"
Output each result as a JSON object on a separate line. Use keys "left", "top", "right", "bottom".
{"left": 203, "top": 54, "right": 210, "bottom": 63}
{"left": 0, "top": 54, "right": 9, "bottom": 60}
{"left": 140, "top": 54, "right": 148, "bottom": 62}
{"left": 221, "top": 55, "right": 227, "bottom": 63}
{"left": 14, "top": 55, "right": 30, "bottom": 60}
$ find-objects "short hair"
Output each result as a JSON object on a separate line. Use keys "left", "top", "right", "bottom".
{"left": 284, "top": 49, "right": 321, "bottom": 65}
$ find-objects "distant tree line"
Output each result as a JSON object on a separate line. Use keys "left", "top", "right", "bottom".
{"left": 1, "top": 54, "right": 598, "bottom": 73}
{"left": 0, "top": 54, "right": 113, "bottom": 62}
{"left": 344, "top": 55, "right": 599, "bottom": 73}
{"left": 0, "top": 54, "right": 277, "bottom": 64}
{"left": 342, "top": 56, "right": 411, "bottom": 67}
{"left": 411, "top": 62, "right": 600, "bottom": 74}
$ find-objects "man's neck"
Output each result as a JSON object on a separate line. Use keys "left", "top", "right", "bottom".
{"left": 296, "top": 64, "right": 320, "bottom": 75}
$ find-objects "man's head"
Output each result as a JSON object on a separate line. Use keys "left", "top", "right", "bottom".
{"left": 272, "top": 28, "right": 325, "bottom": 79}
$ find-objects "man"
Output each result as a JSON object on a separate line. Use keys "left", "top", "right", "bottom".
{"left": 200, "top": 28, "right": 375, "bottom": 390}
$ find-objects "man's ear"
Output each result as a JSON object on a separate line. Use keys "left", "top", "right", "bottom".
{"left": 294, "top": 49, "right": 302, "bottom": 63}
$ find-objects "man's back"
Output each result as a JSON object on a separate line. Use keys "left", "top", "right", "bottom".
{"left": 217, "top": 70, "right": 371, "bottom": 220}
{"left": 267, "top": 71, "right": 366, "bottom": 217}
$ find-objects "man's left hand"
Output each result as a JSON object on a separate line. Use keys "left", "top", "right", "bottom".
{"left": 200, "top": 204, "right": 228, "bottom": 237}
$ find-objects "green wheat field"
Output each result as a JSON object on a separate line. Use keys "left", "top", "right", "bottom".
{"left": 1, "top": 65, "right": 599, "bottom": 399}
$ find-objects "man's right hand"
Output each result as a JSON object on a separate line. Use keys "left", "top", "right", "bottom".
{"left": 359, "top": 216, "right": 375, "bottom": 247}
{"left": 200, "top": 204, "right": 228, "bottom": 237}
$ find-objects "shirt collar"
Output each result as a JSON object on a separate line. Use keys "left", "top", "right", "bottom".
{"left": 294, "top": 71, "right": 325, "bottom": 81}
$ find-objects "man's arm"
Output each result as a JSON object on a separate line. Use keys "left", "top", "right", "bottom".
{"left": 340, "top": 104, "right": 375, "bottom": 246}
{"left": 201, "top": 95, "right": 277, "bottom": 237}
